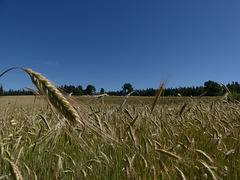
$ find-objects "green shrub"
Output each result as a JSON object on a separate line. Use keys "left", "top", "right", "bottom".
{"left": 228, "top": 91, "right": 240, "bottom": 101}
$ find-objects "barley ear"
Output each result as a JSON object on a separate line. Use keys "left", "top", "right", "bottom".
{"left": 0, "top": 67, "right": 84, "bottom": 126}
{"left": 151, "top": 83, "right": 164, "bottom": 113}
{"left": 4, "top": 158, "right": 23, "bottom": 180}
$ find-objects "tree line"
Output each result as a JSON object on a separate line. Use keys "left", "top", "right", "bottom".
{"left": 1, "top": 80, "right": 240, "bottom": 96}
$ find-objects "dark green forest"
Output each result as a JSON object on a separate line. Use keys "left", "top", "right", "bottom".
{"left": 1, "top": 80, "right": 240, "bottom": 97}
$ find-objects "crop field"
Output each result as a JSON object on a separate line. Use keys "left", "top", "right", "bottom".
{"left": 0, "top": 94, "right": 239, "bottom": 179}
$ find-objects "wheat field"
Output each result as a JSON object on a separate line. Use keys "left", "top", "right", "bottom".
{"left": 0, "top": 67, "right": 239, "bottom": 179}
{"left": 0, "top": 94, "right": 239, "bottom": 179}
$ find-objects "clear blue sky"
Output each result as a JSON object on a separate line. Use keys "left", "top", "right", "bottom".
{"left": 1, "top": 0, "right": 240, "bottom": 92}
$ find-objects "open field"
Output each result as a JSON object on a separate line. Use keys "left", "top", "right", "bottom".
{"left": 0, "top": 95, "right": 239, "bottom": 179}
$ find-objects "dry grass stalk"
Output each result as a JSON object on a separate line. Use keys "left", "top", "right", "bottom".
{"left": 0, "top": 67, "right": 84, "bottom": 126}
{"left": 221, "top": 83, "right": 231, "bottom": 94}
{"left": 158, "top": 160, "right": 170, "bottom": 177}
{"left": 94, "top": 93, "right": 109, "bottom": 99}
{"left": 25, "top": 86, "right": 41, "bottom": 103}
{"left": 151, "top": 83, "right": 164, "bottom": 113}
{"left": 151, "top": 165, "right": 157, "bottom": 180}
{"left": 25, "top": 87, "right": 41, "bottom": 96}
{"left": 128, "top": 126, "right": 137, "bottom": 146}
{"left": 125, "top": 154, "right": 136, "bottom": 172}
{"left": 195, "top": 149, "right": 214, "bottom": 163}
{"left": 129, "top": 115, "right": 138, "bottom": 127}
{"left": 124, "top": 108, "right": 134, "bottom": 120}
{"left": 94, "top": 113, "right": 103, "bottom": 131}
{"left": 179, "top": 102, "right": 188, "bottom": 116}
{"left": 100, "top": 151, "right": 110, "bottom": 165}
{"left": 23, "top": 163, "right": 31, "bottom": 175}
{"left": 156, "top": 148, "right": 181, "bottom": 160}
{"left": 13, "top": 136, "right": 22, "bottom": 151}
{"left": 182, "top": 134, "right": 191, "bottom": 145}
{"left": 174, "top": 165, "right": 186, "bottom": 180}
{"left": 33, "top": 170, "right": 38, "bottom": 180}
{"left": 39, "top": 115, "right": 51, "bottom": 130}
{"left": 119, "top": 91, "right": 138, "bottom": 112}
{"left": 139, "top": 154, "right": 148, "bottom": 168}
{"left": 79, "top": 169, "right": 86, "bottom": 178}
{"left": 198, "top": 160, "right": 217, "bottom": 180}
{"left": 15, "top": 147, "right": 24, "bottom": 164}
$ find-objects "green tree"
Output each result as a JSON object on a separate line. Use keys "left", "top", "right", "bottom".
{"left": 76, "top": 85, "right": 83, "bottom": 95}
{"left": 84, "top": 85, "right": 96, "bottom": 95}
{"left": 0, "top": 84, "right": 3, "bottom": 96}
{"left": 204, "top": 80, "right": 221, "bottom": 96}
{"left": 100, "top": 88, "right": 105, "bottom": 94}
{"left": 71, "top": 85, "right": 83, "bottom": 95}
{"left": 122, "top": 83, "right": 133, "bottom": 94}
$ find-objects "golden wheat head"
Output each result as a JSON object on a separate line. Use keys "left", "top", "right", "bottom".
{"left": 0, "top": 67, "right": 84, "bottom": 126}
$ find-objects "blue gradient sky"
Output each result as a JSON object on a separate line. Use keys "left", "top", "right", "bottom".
{"left": 1, "top": 0, "right": 240, "bottom": 92}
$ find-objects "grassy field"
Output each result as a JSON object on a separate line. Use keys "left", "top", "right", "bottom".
{"left": 0, "top": 95, "right": 239, "bottom": 179}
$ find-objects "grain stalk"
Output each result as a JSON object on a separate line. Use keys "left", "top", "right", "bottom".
{"left": 195, "top": 149, "right": 214, "bottom": 163}
{"left": 221, "top": 83, "right": 231, "bottom": 94}
{"left": 174, "top": 165, "right": 186, "bottom": 180}
{"left": 151, "top": 83, "right": 164, "bottom": 113}
{"left": 198, "top": 160, "right": 217, "bottom": 180}
{"left": 156, "top": 148, "right": 181, "bottom": 160}
{"left": 119, "top": 91, "right": 138, "bottom": 112}
{"left": 0, "top": 67, "right": 84, "bottom": 126}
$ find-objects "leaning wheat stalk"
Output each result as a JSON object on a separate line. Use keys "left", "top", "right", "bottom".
{"left": 151, "top": 83, "right": 164, "bottom": 113}
{"left": 221, "top": 83, "right": 231, "bottom": 94}
{"left": 119, "top": 91, "right": 139, "bottom": 112}
{"left": 0, "top": 67, "right": 84, "bottom": 126}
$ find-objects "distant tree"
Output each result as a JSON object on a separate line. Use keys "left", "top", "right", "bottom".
{"left": 61, "top": 85, "right": 83, "bottom": 95}
{"left": 78, "top": 85, "right": 83, "bottom": 91}
{"left": 0, "top": 84, "right": 3, "bottom": 96}
{"left": 144, "top": 88, "right": 156, "bottom": 96}
{"left": 84, "top": 85, "right": 96, "bottom": 95}
{"left": 227, "top": 81, "right": 240, "bottom": 93}
{"left": 63, "top": 85, "right": 75, "bottom": 94}
{"left": 122, "top": 83, "right": 133, "bottom": 94}
{"left": 76, "top": 85, "right": 83, "bottom": 95}
{"left": 71, "top": 85, "right": 83, "bottom": 95}
{"left": 204, "top": 80, "right": 221, "bottom": 96}
{"left": 195, "top": 86, "right": 205, "bottom": 96}
{"left": 100, "top": 88, "right": 105, "bottom": 94}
